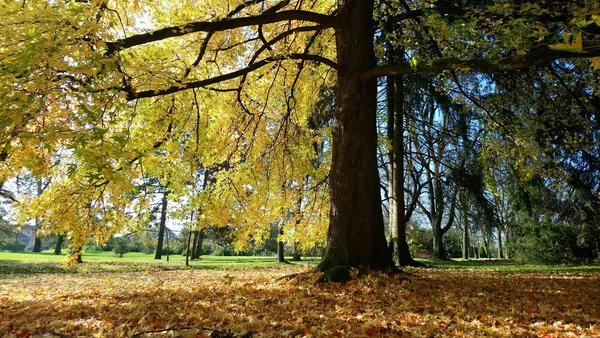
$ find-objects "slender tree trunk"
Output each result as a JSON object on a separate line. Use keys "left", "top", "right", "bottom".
{"left": 392, "top": 76, "right": 418, "bottom": 267}
{"left": 193, "top": 230, "right": 204, "bottom": 259}
{"left": 32, "top": 178, "right": 43, "bottom": 252}
{"left": 277, "top": 225, "right": 285, "bottom": 262}
{"left": 387, "top": 68, "right": 397, "bottom": 265}
{"left": 54, "top": 235, "right": 64, "bottom": 255}
{"left": 461, "top": 203, "right": 469, "bottom": 260}
{"left": 71, "top": 246, "right": 83, "bottom": 263}
{"left": 497, "top": 227, "right": 503, "bottom": 259}
{"left": 154, "top": 188, "right": 169, "bottom": 260}
{"left": 186, "top": 232, "right": 192, "bottom": 266}
{"left": 319, "top": 0, "right": 391, "bottom": 274}
{"left": 191, "top": 231, "right": 198, "bottom": 260}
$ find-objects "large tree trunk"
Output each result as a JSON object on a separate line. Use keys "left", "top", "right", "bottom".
{"left": 154, "top": 188, "right": 169, "bottom": 260}
{"left": 32, "top": 236, "right": 42, "bottom": 252}
{"left": 433, "top": 228, "right": 445, "bottom": 259}
{"left": 318, "top": 0, "right": 391, "bottom": 274}
{"left": 54, "top": 235, "right": 64, "bottom": 255}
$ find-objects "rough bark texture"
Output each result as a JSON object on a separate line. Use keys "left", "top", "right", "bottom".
{"left": 433, "top": 228, "right": 445, "bottom": 259}
{"left": 154, "top": 189, "right": 169, "bottom": 260}
{"left": 318, "top": 0, "right": 391, "bottom": 273}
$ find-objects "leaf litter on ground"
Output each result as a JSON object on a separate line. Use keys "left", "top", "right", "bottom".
{"left": 1, "top": 265, "right": 599, "bottom": 337}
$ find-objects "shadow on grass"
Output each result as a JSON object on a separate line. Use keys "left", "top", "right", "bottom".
{"left": 0, "top": 260, "right": 315, "bottom": 276}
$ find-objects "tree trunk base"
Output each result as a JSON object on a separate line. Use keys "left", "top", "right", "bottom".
{"left": 400, "top": 258, "right": 426, "bottom": 268}
{"left": 317, "top": 266, "right": 351, "bottom": 283}
{"left": 316, "top": 264, "right": 403, "bottom": 283}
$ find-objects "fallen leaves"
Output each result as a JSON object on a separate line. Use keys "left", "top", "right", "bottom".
{"left": 1, "top": 266, "right": 599, "bottom": 337}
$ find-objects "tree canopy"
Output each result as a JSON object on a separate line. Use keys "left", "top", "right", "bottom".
{"left": 2, "top": 0, "right": 600, "bottom": 267}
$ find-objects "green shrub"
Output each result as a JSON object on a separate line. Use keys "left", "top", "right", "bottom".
{"left": 112, "top": 238, "right": 129, "bottom": 258}
{"left": 0, "top": 242, "right": 26, "bottom": 252}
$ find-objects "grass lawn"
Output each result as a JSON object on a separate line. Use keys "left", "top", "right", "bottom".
{"left": 0, "top": 250, "right": 320, "bottom": 274}
{"left": 1, "top": 250, "right": 599, "bottom": 274}
{"left": 418, "top": 258, "right": 600, "bottom": 273}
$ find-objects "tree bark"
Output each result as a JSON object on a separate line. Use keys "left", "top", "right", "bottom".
{"left": 193, "top": 230, "right": 204, "bottom": 259}
{"left": 32, "top": 236, "right": 42, "bottom": 252}
{"left": 392, "top": 76, "right": 419, "bottom": 267}
{"left": 497, "top": 227, "right": 503, "bottom": 259}
{"left": 277, "top": 225, "right": 285, "bottom": 262}
{"left": 54, "top": 235, "right": 64, "bottom": 255}
{"left": 71, "top": 246, "right": 83, "bottom": 263}
{"left": 387, "top": 72, "right": 419, "bottom": 267}
{"left": 461, "top": 198, "right": 469, "bottom": 260}
{"left": 191, "top": 231, "right": 198, "bottom": 260}
{"left": 154, "top": 188, "right": 169, "bottom": 260}
{"left": 318, "top": 0, "right": 391, "bottom": 274}
{"left": 32, "top": 178, "right": 43, "bottom": 252}
{"left": 185, "top": 211, "right": 194, "bottom": 266}
{"left": 387, "top": 69, "right": 397, "bottom": 264}
{"left": 462, "top": 224, "right": 469, "bottom": 260}
{"left": 433, "top": 228, "right": 445, "bottom": 259}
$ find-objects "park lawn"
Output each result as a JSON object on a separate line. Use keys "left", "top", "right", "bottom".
{"left": 0, "top": 251, "right": 320, "bottom": 274}
{"left": 418, "top": 258, "right": 600, "bottom": 273}
{"left": 1, "top": 265, "right": 599, "bottom": 337}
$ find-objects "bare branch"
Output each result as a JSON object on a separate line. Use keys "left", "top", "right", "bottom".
{"left": 129, "top": 54, "right": 337, "bottom": 100}
{"left": 106, "top": 11, "right": 336, "bottom": 54}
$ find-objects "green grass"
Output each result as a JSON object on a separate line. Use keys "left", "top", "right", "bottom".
{"left": 0, "top": 250, "right": 320, "bottom": 274}
{"left": 2, "top": 251, "right": 599, "bottom": 275}
{"left": 419, "top": 258, "right": 600, "bottom": 273}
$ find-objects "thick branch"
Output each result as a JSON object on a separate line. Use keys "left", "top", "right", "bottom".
{"left": 106, "top": 11, "right": 336, "bottom": 54}
{"left": 362, "top": 46, "right": 600, "bottom": 79}
{"left": 129, "top": 54, "right": 337, "bottom": 100}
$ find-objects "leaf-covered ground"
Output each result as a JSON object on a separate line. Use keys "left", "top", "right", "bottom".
{"left": 1, "top": 265, "right": 599, "bottom": 337}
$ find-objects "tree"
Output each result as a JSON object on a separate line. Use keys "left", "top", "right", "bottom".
{"left": 154, "top": 186, "right": 170, "bottom": 260}
{"left": 3, "top": 0, "right": 600, "bottom": 269}
{"left": 54, "top": 235, "right": 64, "bottom": 255}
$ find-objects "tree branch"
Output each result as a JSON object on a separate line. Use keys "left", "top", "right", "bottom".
{"left": 129, "top": 54, "right": 337, "bottom": 100}
{"left": 106, "top": 10, "right": 336, "bottom": 54}
{"left": 362, "top": 46, "right": 600, "bottom": 79}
